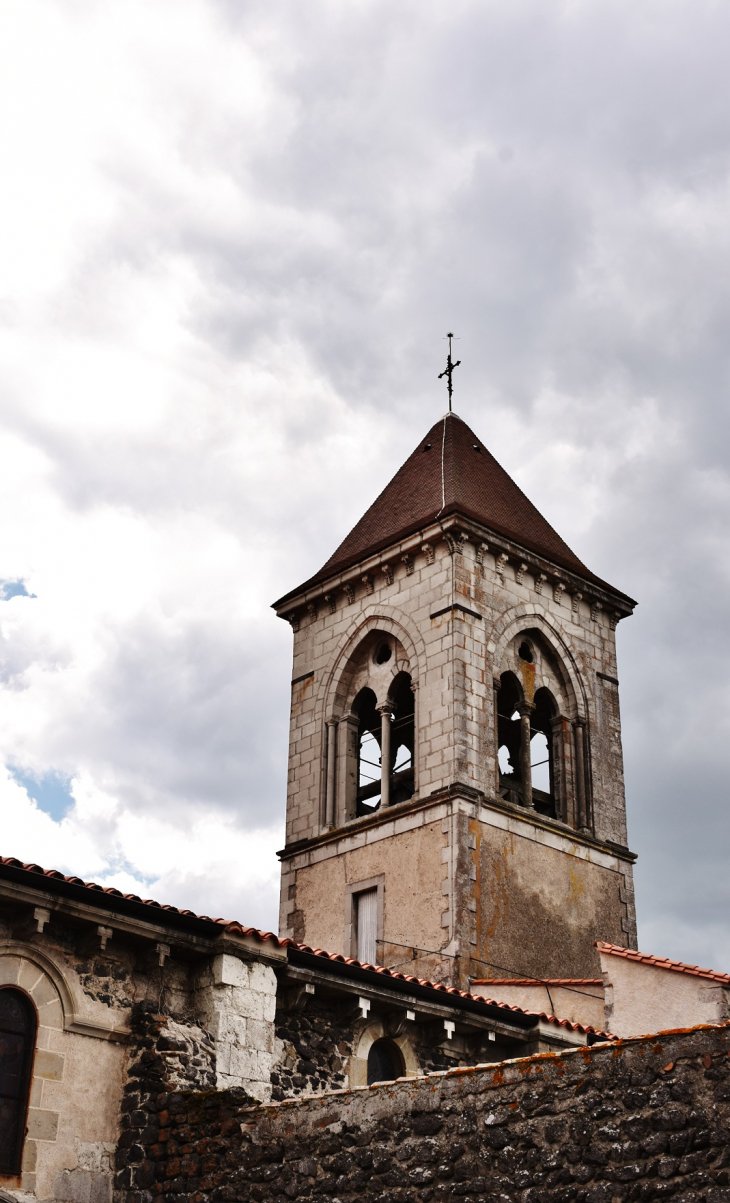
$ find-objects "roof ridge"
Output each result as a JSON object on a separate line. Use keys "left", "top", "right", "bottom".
{"left": 470, "top": 978, "right": 603, "bottom": 986}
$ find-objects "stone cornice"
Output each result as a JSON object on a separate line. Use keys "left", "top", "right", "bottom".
{"left": 273, "top": 513, "right": 636, "bottom": 631}
{"left": 277, "top": 784, "right": 637, "bottom": 866}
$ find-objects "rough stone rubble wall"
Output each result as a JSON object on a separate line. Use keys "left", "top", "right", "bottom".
{"left": 115, "top": 1022, "right": 730, "bottom": 1202}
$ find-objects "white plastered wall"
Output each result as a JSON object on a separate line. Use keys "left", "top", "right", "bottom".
{"left": 599, "top": 950, "right": 730, "bottom": 1038}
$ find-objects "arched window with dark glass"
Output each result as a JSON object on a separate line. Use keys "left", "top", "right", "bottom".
{"left": 0, "top": 989, "right": 36, "bottom": 1175}
{"left": 367, "top": 1038, "right": 404, "bottom": 1085}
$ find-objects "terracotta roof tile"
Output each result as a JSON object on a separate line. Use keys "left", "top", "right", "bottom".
{"left": 0, "top": 855, "right": 286, "bottom": 946}
{"left": 276, "top": 412, "right": 634, "bottom": 604}
{"left": 286, "top": 942, "right": 610, "bottom": 1037}
{"left": 596, "top": 940, "right": 730, "bottom": 985}
{"left": 470, "top": 978, "right": 603, "bottom": 987}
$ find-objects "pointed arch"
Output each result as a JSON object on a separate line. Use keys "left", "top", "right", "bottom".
{"left": 489, "top": 604, "right": 589, "bottom": 722}
{"left": 319, "top": 605, "right": 426, "bottom": 721}
{"left": 489, "top": 605, "right": 591, "bottom": 829}
{"left": 319, "top": 608, "right": 425, "bottom": 829}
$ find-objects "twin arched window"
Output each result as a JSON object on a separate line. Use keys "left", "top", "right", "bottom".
{"left": 495, "top": 632, "right": 590, "bottom": 830}
{"left": 497, "top": 672, "right": 559, "bottom": 819}
{"left": 353, "top": 671, "right": 415, "bottom": 817}
{"left": 0, "top": 988, "right": 36, "bottom": 1175}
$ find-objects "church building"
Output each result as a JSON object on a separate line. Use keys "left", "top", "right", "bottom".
{"left": 273, "top": 409, "right": 638, "bottom": 989}
{"left": 11, "top": 405, "right": 730, "bottom": 1203}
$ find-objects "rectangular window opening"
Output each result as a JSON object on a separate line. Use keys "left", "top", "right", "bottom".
{"left": 355, "top": 888, "right": 378, "bottom": 966}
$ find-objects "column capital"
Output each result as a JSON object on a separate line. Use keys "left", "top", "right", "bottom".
{"left": 326, "top": 716, "right": 339, "bottom": 728}
{"left": 377, "top": 701, "right": 395, "bottom": 718}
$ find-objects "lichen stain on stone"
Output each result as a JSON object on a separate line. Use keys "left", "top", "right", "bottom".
{"left": 483, "top": 836, "right": 513, "bottom": 960}
{"left": 519, "top": 659, "right": 536, "bottom": 704}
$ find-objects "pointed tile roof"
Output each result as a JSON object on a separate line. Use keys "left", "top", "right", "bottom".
{"left": 276, "top": 412, "right": 633, "bottom": 604}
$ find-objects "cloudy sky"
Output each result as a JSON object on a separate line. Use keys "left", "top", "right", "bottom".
{"left": 2, "top": 0, "right": 729, "bottom": 968}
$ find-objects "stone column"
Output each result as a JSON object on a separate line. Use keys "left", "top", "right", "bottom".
{"left": 519, "top": 703, "right": 535, "bottom": 809}
{"left": 337, "top": 712, "right": 359, "bottom": 823}
{"left": 493, "top": 677, "right": 501, "bottom": 793}
{"left": 550, "top": 715, "right": 565, "bottom": 822}
{"left": 377, "top": 702, "right": 394, "bottom": 808}
{"left": 574, "top": 719, "right": 588, "bottom": 832}
{"left": 325, "top": 718, "right": 338, "bottom": 827}
{"left": 410, "top": 680, "right": 419, "bottom": 795}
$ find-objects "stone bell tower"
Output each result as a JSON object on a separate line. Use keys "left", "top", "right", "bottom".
{"left": 273, "top": 412, "right": 638, "bottom": 989}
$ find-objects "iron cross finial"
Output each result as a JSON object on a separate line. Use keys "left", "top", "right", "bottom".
{"left": 438, "top": 332, "right": 461, "bottom": 412}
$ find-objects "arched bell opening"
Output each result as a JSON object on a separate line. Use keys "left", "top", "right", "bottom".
{"left": 497, "top": 671, "right": 524, "bottom": 805}
{"left": 531, "top": 687, "right": 558, "bottom": 819}
{"left": 353, "top": 687, "right": 382, "bottom": 816}
{"left": 388, "top": 671, "right": 415, "bottom": 806}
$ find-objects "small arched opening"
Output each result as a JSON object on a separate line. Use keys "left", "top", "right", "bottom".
{"left": 0, "top": 988, "right": 37, "bottom": 1175}
{"left": 367, "top": 1038, "right": 405, "bottom": 1085}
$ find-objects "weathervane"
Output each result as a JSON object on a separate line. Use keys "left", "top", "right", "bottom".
{"left": 438, "top": 332, "right": 461, "bottom": 412}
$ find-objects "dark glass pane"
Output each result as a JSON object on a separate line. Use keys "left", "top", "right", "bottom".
{"left": 0, "top": 1033, "right": 26, "bottom": 1098}
{"left": 0, "top": 992, "right": 31, "bottom": 1036}
{"left": 367, "top": 1039, "right": 403, "bottom": 1085}
{"left": 0, "top": 990, "right": 36, "bottom": 1175}
{"left": 0, "top": 1096, "right": 22, "bottom": 1173}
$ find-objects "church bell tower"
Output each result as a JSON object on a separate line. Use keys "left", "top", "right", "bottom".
{"left": 273, "top": 411, "right": 638, "bottom": 989}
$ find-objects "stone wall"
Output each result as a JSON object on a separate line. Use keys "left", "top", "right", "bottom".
{"left": 115, "top": 1001, "right": 216, "bottom": 1198}
{"left": 271, "top": 994, "right": 352, "bottom": 1100}
{"left": 115, "top": 1021, "right": 730, "bottom": 1202}
{"left": 194, "top": 954, "right": 278, "bottom": 1100}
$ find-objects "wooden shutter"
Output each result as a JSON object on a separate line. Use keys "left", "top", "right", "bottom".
{"left": 355, "top": 888, "right": 378, "bottom": 965}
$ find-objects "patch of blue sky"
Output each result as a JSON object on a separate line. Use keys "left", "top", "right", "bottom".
{"left": 11, "top": 768, "right": 74, "bottom": 820}
{"left": 0, "top": 579, "right": 36, "bottom": 600}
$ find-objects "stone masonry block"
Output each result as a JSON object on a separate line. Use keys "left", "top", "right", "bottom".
{"left": 212, "top": 953, "right": 249, "bottom": 988}
{"left": 29, "top": 973, "right": 60, "bottom": 1009}
{"left": 0, "top": 956, "right": 20, "bottom": 985}
{"left": 53, "top": 1170, "right": 93, "bottom": 1203}
{"left": 27, "top": 1106, "right": 59, "bottom": 1141}
{"left": 17, "top": 961, "right": 43, "bottom": 993}
{"left": 35, "top": 997, "right": 64, "bottom": 1029}
{"left": 34, "top": 1049, "right": 64, "bottom": 1080}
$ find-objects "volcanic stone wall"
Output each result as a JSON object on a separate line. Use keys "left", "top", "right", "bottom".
{"left": 115, "top": 1021, "right": 730, "bottom": 1202}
